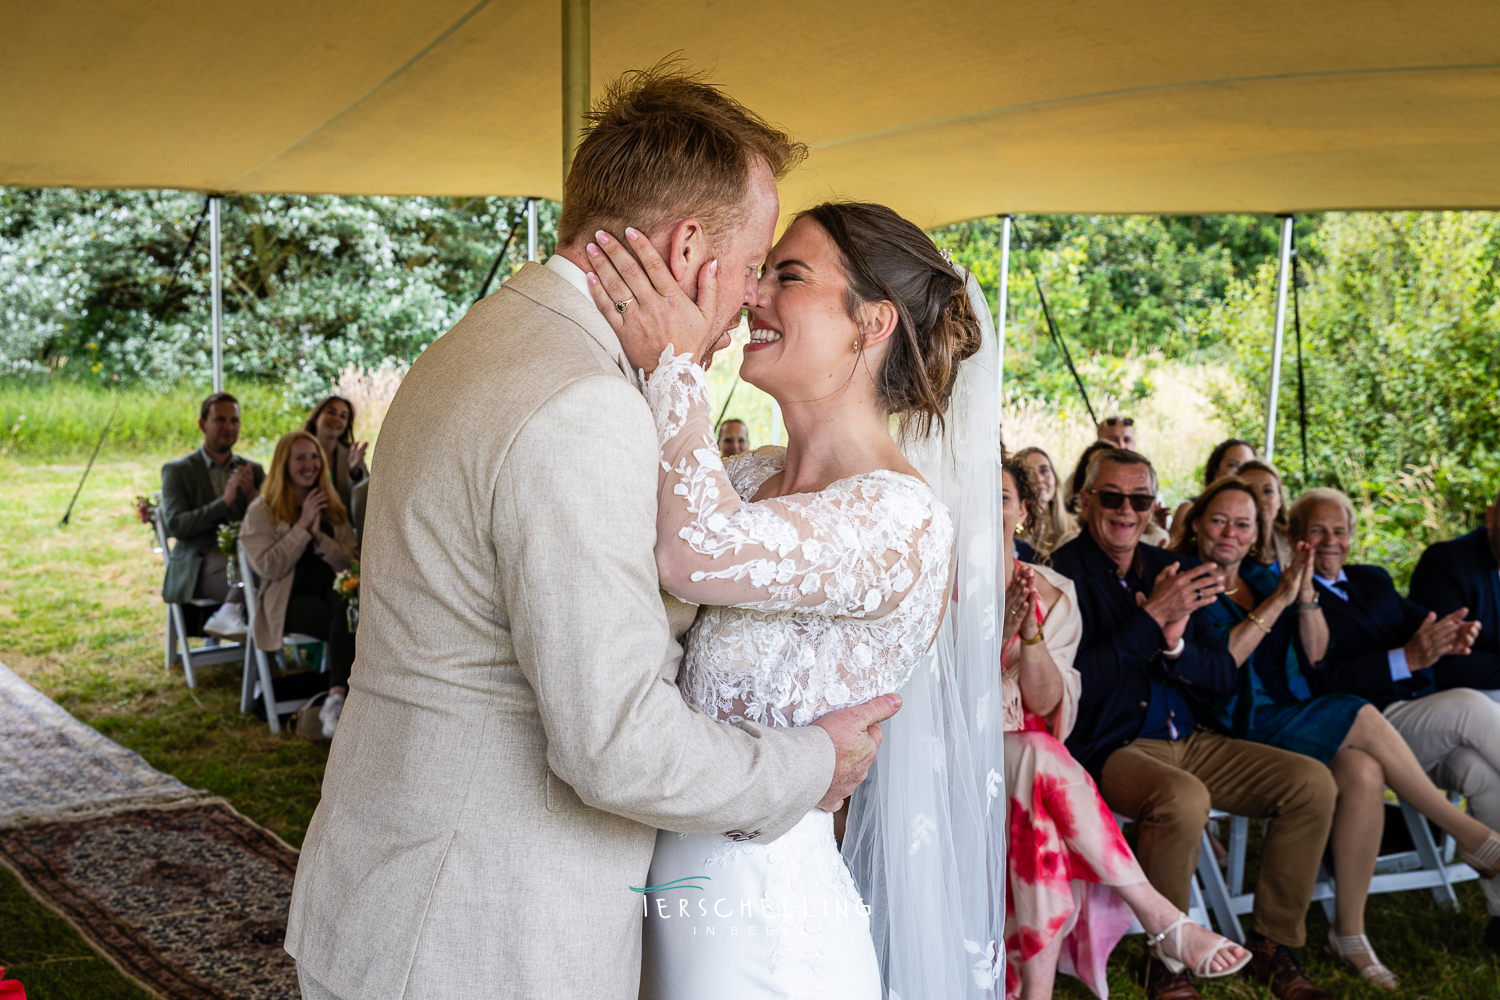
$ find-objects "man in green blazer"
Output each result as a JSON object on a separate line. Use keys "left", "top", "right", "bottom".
{"left": 160, "top": 393, "right": 264, "bottom": 635}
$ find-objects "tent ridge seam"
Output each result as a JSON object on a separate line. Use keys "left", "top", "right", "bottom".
{"left": 227, "top": 0, "right": 499, "bottom": 187}
{"left": 811, "top": 60, "right": 1500, "bottom": 152}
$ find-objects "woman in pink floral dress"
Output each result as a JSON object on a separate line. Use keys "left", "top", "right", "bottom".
{"left": 1000, "top": 458, "right": 1249, "bottom": 999}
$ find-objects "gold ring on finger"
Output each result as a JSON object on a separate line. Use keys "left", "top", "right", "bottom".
{"left": 615, "top": 297, "right": 634, "bottom": 314}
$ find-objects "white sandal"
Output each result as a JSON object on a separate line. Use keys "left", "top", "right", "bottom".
{"left": 1326, "top": 928, "right": 1398, "bottom": 991}
{"left": 1149, "top": 912, "right": 1252, "bottom": 979}
{"left": 1462, "top": 830, "right": 1500, "bottom": 878}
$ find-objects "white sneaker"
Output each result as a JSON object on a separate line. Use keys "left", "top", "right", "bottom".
{"left": 203, "top": 602, "right": 248, "bottom": 639}
{"left": 320, "top": 691, "right": 345, "bottom": 740}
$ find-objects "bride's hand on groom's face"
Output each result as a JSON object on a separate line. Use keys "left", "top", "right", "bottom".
{"left": 585, "top": 227, "right": 727, "bottom": 375}
{"left": 812, "top": 693, "right": 903, "bottom": 812}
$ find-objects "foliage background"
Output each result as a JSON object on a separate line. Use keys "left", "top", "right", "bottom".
{"left": 3, "top": 188, "right": 1499, "bottom": 582}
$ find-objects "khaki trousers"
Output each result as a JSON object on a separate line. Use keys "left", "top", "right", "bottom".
{"left": 1099, "top": 729, "right": 1337, "bottom": 947}
{"left": 1385, "top": 688, "right": 1500, "bottom": 916}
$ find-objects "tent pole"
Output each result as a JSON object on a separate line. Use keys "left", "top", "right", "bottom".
{"left": 527, "top": 198, "right": 539, "bottom": 261}
{"left": 996, "top": 215, "right": 1011, "bottom": 431}
{"left": 561, "top": 0, "right": 590, "bottom": 187}
{"left": 1263, "top": 215, "right": 1293, "bottom": 459}
{"left": 210, "top": 196, "right": 223, "bottom": 393}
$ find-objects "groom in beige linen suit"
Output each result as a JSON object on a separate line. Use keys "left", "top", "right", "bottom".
{"left": 285, "top": 68, "right": 900, "bottom": 1000}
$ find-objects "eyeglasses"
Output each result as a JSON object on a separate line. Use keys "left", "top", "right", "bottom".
{"left": 1103, "top": 417, "right": 1135, "bottom": 427}
{"left": 1088, "top": 489, "right": 1155, "bottom": 512}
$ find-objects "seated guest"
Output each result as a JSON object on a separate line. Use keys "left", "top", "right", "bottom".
{"left": 1015, "top": 446, "right": 1067, "bottom": 558}
{"left": 241, "top": 431, "right": 359, "bottom": 705}
{"left": 1409, "top": 487, "right": 1500, "bottom": 693}
{"left": 1170, "top": 437, "right": 1259, "bottom": 547}
{"left": 1235, "top": 459, "right": 1293, "bottom": 571}
{"left": 1000, "top": 458, "right": 1248, "bottom": 1000}
{"left": 1181, "top": 480, "right": 1498, "bottom": 987}
{"left": 305, "top": 395, "right": 369, "bottom": 514}
{"left": 160, "top": 392, "right": 264, "bottom": 638}
{"left": 716, "top": 417, "right": 750, "bottom": 459}
{"left": 1097, "top": 414, "right": 1137, "bottom": 451}
{"left": 1051, "top": 446, "right": 1339, "bottom": 1000}
{"left": 1289, "top": 488, "right": 1500, "bottom": 952}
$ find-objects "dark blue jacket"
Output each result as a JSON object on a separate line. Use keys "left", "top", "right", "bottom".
{"left": 1313, "top": 564, "right": 1431, "bottom": 710}
{"left": 1051, "top": 529, "right": 1239, "bottom": 779}
{"left": 1409, "top": 528, "right": 1500, "bottom": 692}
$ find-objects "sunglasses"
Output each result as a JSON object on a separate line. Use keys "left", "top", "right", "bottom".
{"left": 1089, "top": 489, "right": 1155, "bottom": 512}
{"left": 1103, "top": 417, "right": 1135, "bottom": 427}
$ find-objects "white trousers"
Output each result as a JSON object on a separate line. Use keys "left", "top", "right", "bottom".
{"left": 1384, "top": 688, "right": 1500, "bottom": 915}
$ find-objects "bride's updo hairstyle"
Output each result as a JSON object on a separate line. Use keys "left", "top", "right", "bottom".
{"left": 798, "top": 202, "right": 984, "bottom": 435}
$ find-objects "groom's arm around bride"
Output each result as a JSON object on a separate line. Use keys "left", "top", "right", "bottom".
{"left": 284, "top": 64, "right": 900, "bottom": 1000}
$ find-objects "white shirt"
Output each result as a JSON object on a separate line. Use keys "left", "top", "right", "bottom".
{"left": 1315, "top": 568, "right": 1412, "bottom": 682}
{"left": 546, "top": 253, "right": 592, "bottom": 303}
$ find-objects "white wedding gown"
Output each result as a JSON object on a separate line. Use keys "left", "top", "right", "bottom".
{"left": 636, "top": 349, "right": 954, "bottom": 1000}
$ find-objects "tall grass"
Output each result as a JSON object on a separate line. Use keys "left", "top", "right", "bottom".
{"left": 1, "top": 379, "right": 318, "bottom": 463}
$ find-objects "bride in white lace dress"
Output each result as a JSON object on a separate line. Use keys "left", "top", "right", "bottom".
{"left": 584, "top": 202, "right": 987, "bottom": 999}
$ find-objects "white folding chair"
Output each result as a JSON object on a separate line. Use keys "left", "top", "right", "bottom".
{"left": 153, "top": 509, "right": 243, "bottom": 688}
{"left": 236, "top": 538, "right": 322, "bottom": 733}
{"left": 1199, "top": 796, "right": 1479, "bottom": 942}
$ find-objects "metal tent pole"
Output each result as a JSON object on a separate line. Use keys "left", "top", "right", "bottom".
{"left": 210, "top": 196, "right": 223, "bottom": 392}
{"left": 561, "top": 0, "right": 589, "bottom": 186}
{"left": 996, "top": 216, "right": 1012, "bottom": 429}
{"left": 1263, "top": 215, "right": 1294, "bottom": 459}
{"left": 527, "top": 198, "right": 539, "bottom": 261}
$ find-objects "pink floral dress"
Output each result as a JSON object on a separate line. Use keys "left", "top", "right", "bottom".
{"left": 1002, "top": 564, "right": 1144, "bottom": 999}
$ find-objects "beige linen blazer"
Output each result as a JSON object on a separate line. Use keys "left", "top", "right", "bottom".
{"left": 239, "top": 497, "right": 358, "bottom": 651}
{"left": 285, "top": 262, "right": 835, "bottom": 1000}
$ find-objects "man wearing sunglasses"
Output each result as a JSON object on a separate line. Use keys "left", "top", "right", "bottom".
{"left": 1097, "top": 414, "right": 1138, "bottom": 452}
{"left": 1052, "top": 447, "right": 1339, "bottom": 1000}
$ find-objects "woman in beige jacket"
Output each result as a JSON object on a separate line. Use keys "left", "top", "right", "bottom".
{"left": 242, "top": 430, "right": 359, "bottom": 697}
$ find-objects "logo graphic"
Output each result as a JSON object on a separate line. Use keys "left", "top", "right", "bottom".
{"left": 629, "top": 876, "right": 712, "bottom": 894}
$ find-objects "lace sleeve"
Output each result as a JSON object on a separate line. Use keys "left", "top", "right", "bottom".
{"left": 643, "top": 347, "right": 943, "bottom": 617}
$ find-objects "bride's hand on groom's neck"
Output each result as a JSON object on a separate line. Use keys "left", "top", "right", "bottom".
{"left": 812, "top": 693, "right": 903, "bottom": 811}
{"left": 585, "top": 226, "right": 724, "bottom": 376}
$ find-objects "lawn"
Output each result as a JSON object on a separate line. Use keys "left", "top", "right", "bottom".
{"left": 1, "top": 454, "right": 1497, "bottom": 998}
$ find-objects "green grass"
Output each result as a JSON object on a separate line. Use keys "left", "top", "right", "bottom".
{"left": 0, "top": 378, "right": 309, "bottom": 462}
{"left": 0, "top": 456, "right": 327, "bottom": 997}
{"left": 1, "top": 455, "right": 1498, "bottom": 998}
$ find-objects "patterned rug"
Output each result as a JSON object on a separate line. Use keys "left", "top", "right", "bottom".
{"left": 0, "top": 663, "right": 300, "bottom": 1000}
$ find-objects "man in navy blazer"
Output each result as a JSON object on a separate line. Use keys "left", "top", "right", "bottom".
{"left": 1409, "top": 495, "right": 1500, "bottom": 692}
{"left": 1051, "top": 448, "right": 1338, "bottom": 1000}
{"left": 1292, "top": 487, "right": 1500, "bottom": 948}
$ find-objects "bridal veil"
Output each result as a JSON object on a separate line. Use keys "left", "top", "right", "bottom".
{"left": 842, "top": 266, "right": 1006, "bottom": 998}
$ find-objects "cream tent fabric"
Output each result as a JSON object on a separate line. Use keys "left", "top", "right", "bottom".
{"left": 3, "top": 0, "right": 1498, "bottom": 224}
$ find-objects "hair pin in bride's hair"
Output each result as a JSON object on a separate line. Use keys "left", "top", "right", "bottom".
{"left": 937, "top": 247, "right": 955, "bottom": 265}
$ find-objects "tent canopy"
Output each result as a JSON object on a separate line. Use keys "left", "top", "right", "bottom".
{"left": 4, "top": 1, "right": 1499, "bottom": 226}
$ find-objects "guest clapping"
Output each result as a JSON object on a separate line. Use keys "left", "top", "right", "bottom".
{"left": 1050, "top": 447, "right": 1337, "bottom": 1000}
{"left": 306, "top": 395, "right": 369, "bottom": 514}
{"left": 160, "top": 392, "right": 264, "bottom": 639}
{"left": 241, "top": 432, "right": 359, "bottom": 701}
{"left": 1015, "top": 446, "right": 1067, "bottom": 558}
{"left": 1000, "top": 457, "right": 1248, "bottom": 999}
{"left": 1287, "top": 488, "right": 1500, "bottom": 957}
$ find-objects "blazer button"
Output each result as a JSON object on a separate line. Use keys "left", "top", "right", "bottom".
{"left": 725, "top": 830, "right": 761, "bottom": 842}
{"left": 1138, "top": 701, "right": 1148, "bottom": 709}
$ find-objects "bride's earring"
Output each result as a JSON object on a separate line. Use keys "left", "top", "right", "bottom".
{"left": 852, "top": 339, "right": 861, "bottom": 353}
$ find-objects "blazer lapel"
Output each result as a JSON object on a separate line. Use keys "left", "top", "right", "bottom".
{"left": 1317, "top": 577, "right": 1392, "bottom": 644}
{"left": 501, "top": 262, "right": 635, "bottom": 385}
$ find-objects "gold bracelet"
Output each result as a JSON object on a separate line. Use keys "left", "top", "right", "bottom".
{"left": 1020, "top": 626, "right": 1046, "bottom": 646}
{"left": 1246, "top": 612, "right": 1271, "bottom": 634}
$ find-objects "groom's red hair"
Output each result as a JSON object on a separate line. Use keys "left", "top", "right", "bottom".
{"left": 557, "top": 61, "right": 806, "bottom": 248}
